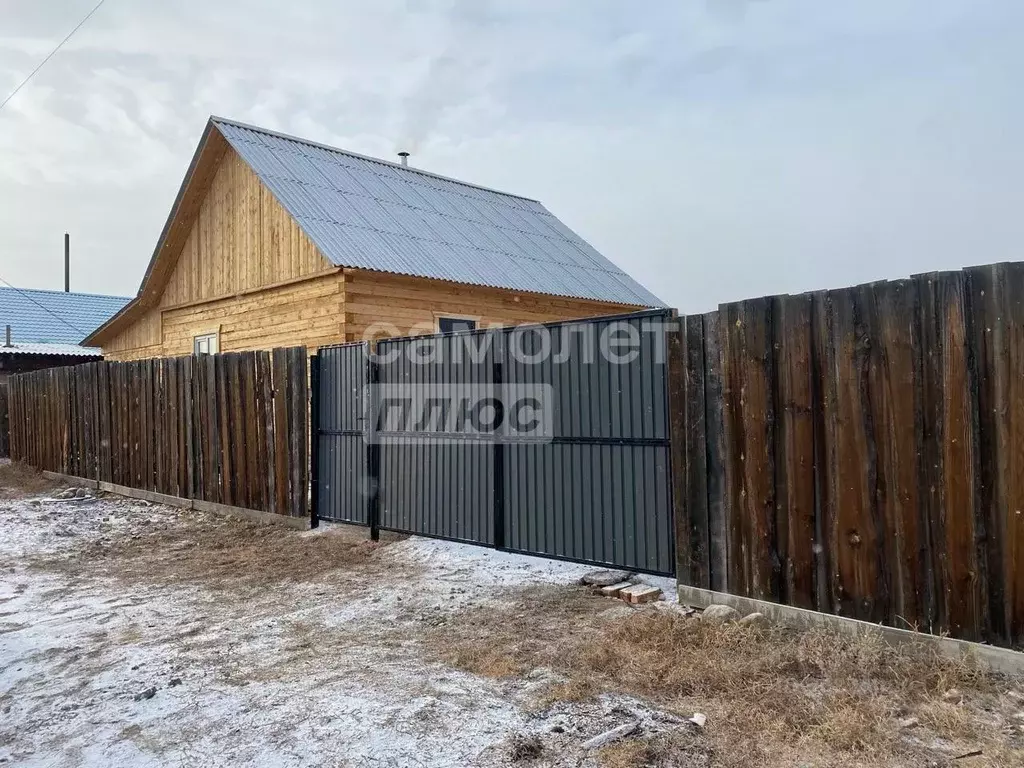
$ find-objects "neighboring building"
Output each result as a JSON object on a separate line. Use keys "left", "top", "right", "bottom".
{"left": 85, "top": 117, "right": 663, "bottom": 360}
{"left": 0, "top": 287, "right": 131, "bottom": 382}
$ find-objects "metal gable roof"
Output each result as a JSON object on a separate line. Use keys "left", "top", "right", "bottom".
{"left": 0, "top": 286, "right": 131, "bottom": 346}
{"left": 211, "top": 117, "right": 665, "bottom": 308}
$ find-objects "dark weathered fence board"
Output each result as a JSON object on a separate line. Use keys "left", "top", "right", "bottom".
{"left": 721, "top": 298, "right": 777, "bottom": 601}
{"left": 271, "top": 349, "right": 291, "bottom": 517}
{"left": 1, "top": 379, "right": 10, "bottom": 459}
{"left": 667, "top": 318, "right": 690, "bottom": 581}
{"left": 871, "top": 279, "right": 927, "bottom": 631}
{"left": 216, "top": 355, "right": 233, "bottom": 506}
{"left": 7, "top": 348, "right": 308, "bottom": 519}
{"left": 669, "top": 313, "right": 710, "bottom": 587}
{"left": 829, "top": 285, "right": 886, "bottom": 623}
{"left": 684, "top": 315, "right": 710, "bottom": 588}
{"left": 935, "top": 272, "right": 984, "bottom": 640}
{"left": 997, "top": 263, "right": 1024, "bottom": 645}
{"left": 772, "top": 293, "right": 816, "bottom": 610}
{"left": 702, "top": 310, "right": 728, "bottom": 593}
{"left": 966, "top": 262, "right": 1015, "bottom": 644}
{"left": 288, "top": 346, "right": 308, "bottom": 520}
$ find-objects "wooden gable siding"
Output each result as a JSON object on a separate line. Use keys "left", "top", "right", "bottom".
{"left": 160, "top": 149, "right": 327, "bottom": 305}
{"left": 103, "top": 144, "right": 336, "bottom": 359}
{"left": 342, "top": 269, "right": 645, "bottom": 341}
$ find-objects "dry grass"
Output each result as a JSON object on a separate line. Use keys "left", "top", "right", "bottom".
{"left": 425, "top": 586, "right": 1022, "bottom": 768}
{"left": 534, "top": 677, "right": 597, "bottom": 709}
{"left": 432, "top": 586, "right": 603, "bottom": 677}
{"left": 504, "top": 732, "right": 544, "bottom": 762}
{"left": 0, "top": 461, "right": 61, "bottom": 498}
{"left": 32, "top": 509, "right": 403, "bottom": 589}
{"left": 598, "top": 730, "right": 709, "bottom": 768}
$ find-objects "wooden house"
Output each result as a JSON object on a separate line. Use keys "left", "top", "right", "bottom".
{"left": 85, "top": 117, "right": 663, "bottom": 359}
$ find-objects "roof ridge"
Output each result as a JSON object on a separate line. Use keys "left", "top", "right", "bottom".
{"left": 0, "top": 285, "right": 132, "bottom": 301}
{"left": 209, "top": 115, "right": 542, "bottom": 204}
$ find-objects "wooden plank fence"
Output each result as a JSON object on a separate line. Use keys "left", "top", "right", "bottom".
{"left": 672, "top": 261, "right": 1024, "bottom": 648}
{"left": 0, "top": 380, "right": 8, "bottom": 459}
{"left": 6, "top": 348, "right": 309, "bottom": 519}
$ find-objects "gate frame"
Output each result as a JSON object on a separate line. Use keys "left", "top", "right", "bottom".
{"left": 313, "top": 309, "right": 679, "bottom": 577}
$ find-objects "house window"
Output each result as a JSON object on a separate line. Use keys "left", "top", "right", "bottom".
{"left": 193, "top": 332, "right": 219, "bottom": 356}
{"left": 437, "top": 317, "right": 477, "bottom": 334}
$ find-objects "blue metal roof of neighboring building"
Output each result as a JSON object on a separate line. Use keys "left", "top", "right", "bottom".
{"left": 212, "top": 117, "right": 665, "bottom": 308}
{"left": 0, "top": 342, "right": 102, "bottom": 357}
{"left": 0, "top": 286, "right": 131, "bottom": 346}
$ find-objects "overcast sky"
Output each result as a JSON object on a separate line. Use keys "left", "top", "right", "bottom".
{"left": 0, "top": 0, "right": 1021, "bottom": 312}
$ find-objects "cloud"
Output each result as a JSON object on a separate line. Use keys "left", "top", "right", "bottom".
{"left": 0, "top": 0, "right": 1021, "bottom": 310}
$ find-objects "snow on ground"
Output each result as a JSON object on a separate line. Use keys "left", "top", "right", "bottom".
{"left": 0, "top": 485, "right": 676, "bottom": 767}
{"left": 391, "top": 536, "right": 677, "bottom": 600}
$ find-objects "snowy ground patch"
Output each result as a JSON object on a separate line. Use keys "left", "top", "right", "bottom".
{"left": 0, "top": 485, "right": 682, "bottom": 767}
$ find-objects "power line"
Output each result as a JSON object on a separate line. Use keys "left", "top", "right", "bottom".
{"left": 0, "top": 0, "right": 108, "bottom": 113}
{"left": 0, "top": 274, "right": 89, "bottom": 338}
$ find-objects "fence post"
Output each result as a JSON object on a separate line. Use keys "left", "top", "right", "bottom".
{"left": 309, "top": 353, "right": 321, "bottom": 529}
{"left": 366, "top": 349, "right": 380, "bottom": 541}
{"left": 493, "top": 355, "right": 506, "bottom": 550}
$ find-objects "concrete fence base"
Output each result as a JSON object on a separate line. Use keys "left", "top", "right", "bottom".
{"left": 40, "top": 470, "right": 310, "bottom": 531}
{"left": 677, "top": 583, "right": 1024, "bottom": 676}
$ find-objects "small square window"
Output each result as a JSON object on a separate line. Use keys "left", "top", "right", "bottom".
{"left": 437, "top": 317, "right": 477, "bottom": 334}
{"left": 194, "top": 333, "right": 219, "bottom": 356}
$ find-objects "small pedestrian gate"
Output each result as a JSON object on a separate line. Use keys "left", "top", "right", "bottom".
{"left": 313, "top": 310, "right": 676, "bottom": 575}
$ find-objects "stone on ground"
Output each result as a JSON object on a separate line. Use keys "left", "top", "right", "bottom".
{"left": 738, "top": 612, "right": 769, "bottom": 628}
{"left": 580, "top": 570, "right": 632, "bottom": 587}
{"left": 700, "top": 604, "right": 741, "bottom": 623}
{"left": 133, "top": 686, "right": 157, "bottom": 702}
{"left": 581, "top": 721, "right": 639, "bottom": 750}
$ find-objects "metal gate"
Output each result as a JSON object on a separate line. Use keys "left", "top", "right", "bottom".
{"left": 313, "top": 342, "right": 370, "bottom": 525}
{"left": 313, "top": 310, "right": 676, "bottom": 575}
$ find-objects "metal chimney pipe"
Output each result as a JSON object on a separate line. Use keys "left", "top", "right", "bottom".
{"left": 397, "top": 151, "right": 410, "bottom": 168}
{"left": 64, "top": 232, "right": 70, "bottom": 292}
{"left": 4, "top": 325, "right": 11, "bottom": 348}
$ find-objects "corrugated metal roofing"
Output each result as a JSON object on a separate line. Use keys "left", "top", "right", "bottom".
{"left": 212, "top": 117, "right": 665, "bottom": 308}
{"left": 0, "top": 341, "right": 102, "bottom": 357}
{"left": 0, "top": 286, "right": 131, "bottom": 345}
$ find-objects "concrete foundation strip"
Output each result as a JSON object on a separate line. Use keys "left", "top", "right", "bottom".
{"left": 677, "top": 583, "right": 1024, "bottom": 676}
{"left": 40, "top": 471, "right": 310, "bottom": 531}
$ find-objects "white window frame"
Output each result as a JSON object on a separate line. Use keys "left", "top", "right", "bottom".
{"left": 193, "top": 331, "right": 219, "bottom": 356}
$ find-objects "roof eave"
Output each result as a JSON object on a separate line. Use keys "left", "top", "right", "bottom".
{"left": 81, "top": 296, "right": 141, "bottom": 346}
